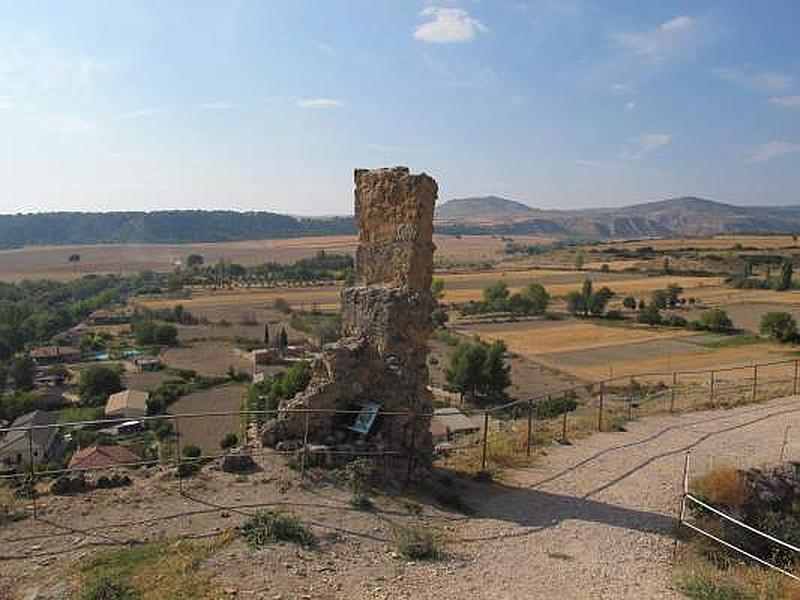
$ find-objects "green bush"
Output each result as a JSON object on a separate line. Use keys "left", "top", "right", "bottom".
{"left": 182, "top": 444, "right": 201, "bottom": 459}
{"left": 677, "top": 571, "right": 755, "bottom": 600}
{"left": 238, "top": 510, "right": 315, "bottom": 549}
{"left": 220, "top": 433, "right": 238, "bottom": 450}
{"left": 81, "top": 576, "right": 137, "bottom": 600}
{"left": 535, "top": 394, "right": 578, "bottom": 420}
{"left": 391, "top": 525, "right": 441, "bottom": 560}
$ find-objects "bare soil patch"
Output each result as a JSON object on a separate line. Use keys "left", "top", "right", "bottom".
{"left": 168, "top": 383, "right": 245, "bottom": 452}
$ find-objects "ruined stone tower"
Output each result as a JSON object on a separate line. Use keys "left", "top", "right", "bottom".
{"left": 265, "top": 167, "right": 437, "bottom": 470}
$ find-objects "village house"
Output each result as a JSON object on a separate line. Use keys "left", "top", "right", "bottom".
{"left": 28, "top": 345, "right": 81, "bottom": 365}
{"left": 0, "top": 410, "right": 64, "bottom": 471}
{"left": 105, "top": 389, "right": 149, "bottom": 420}
{"left": 132, "top": 356, "right": 162, "bottom": 372}
{"left": 68, "top": 444, "right": 140, "bottom": 470}
{"left": 430, "top": 407, "right": 482, "bottom": 445}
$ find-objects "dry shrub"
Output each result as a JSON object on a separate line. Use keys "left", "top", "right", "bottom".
{"left": 694, "top": 468, "right": 750, "bottom": 510}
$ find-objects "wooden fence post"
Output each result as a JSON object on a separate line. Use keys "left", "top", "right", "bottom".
{"left": 709, "top": 370, "right": 715, "bottom": 406}
{"left": 598, "top": 382, "right": 604, "bottom": 432}
{"left": 526, "top": 399, "right": 533, "bottom": 457}
{"left": 752, "top": 364, "right": 758, "bottom": 404}
{"left": 670, "top": 371, "right": 677, "bottom": 413}
{"left": 480, "top": 411, "right": 490, "bottom": 471}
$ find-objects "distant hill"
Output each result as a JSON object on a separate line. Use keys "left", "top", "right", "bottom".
{"left": 435, "top": 195, "right": 800, "bottom": 238}
{"left": 4, "top": 195, "right": 800, "bottom": 249}
{"left": 436, "top": 196, "right": 540, "bottom": 222}
{"left": 0, "top": 211, "right": 355, "bottom": 249}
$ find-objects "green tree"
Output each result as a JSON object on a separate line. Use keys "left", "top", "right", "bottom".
{"left": 775, "top": 261, "right": 794, "bottom": 291}
{"left": 182, "top": 444, "right": 202, "bottom": 458}
{"left": 588, "top": 286, "right": 614, "bottom": 316}
{"left": 574, "top": 250, "right": 585, "bottom": 270}
{"left": 622, "top": 296, "right": 637, "bottom": 310}
{"left": 79, "top": 365, "right": 123, "bottom": 406}
{"left": 760, "top": 312, "right": 797, "bottom": 343}
{"left": 278, "top": 327, "right": 289, "bottom": 349}
{"left": 186, "top": 253, "right": 204, "bottom": 269}
{"left": 444, "top": 339, "right": 512, "bottom": 404}
{"left": 220, "top": 433, "right": 238, "bottom": 450}
{"left": 565, "top": 291, "right": 586, "bottom": 316}
{"left": 697, "top": 309, "right": 733, "bottom": 333}
{"left": 431, "top": 278, "right": 445, "bottom": 301}
{"left": 636, "top": 304, "right": 662, "bottom": 326}
{"left": 9, "top": 356, "right": 36, "bottom": 391}
{"left": 520, "top": 283, "right": 549, "bottom": 315}
{"left": 444, "top": 340, "right": 488, "bottom": 401}
{"left": 480, "top": 340, "right": 512, "bottom": 400}
{"left": 483, "top": 281, "right": 510, "bottom": 312}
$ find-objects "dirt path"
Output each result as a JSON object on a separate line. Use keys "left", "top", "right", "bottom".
{"left": 397, "top": 394, "right": 800, "bottom": 599}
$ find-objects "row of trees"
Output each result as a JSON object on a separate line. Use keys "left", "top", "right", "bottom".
{"left": 460, "top": 281, "right": 550, "bottom": 316}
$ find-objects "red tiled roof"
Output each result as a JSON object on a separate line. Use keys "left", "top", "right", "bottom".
{"left": 68, "top": 445, "right": 140, "bottom": 470}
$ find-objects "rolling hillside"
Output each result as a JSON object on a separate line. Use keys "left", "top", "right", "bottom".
{"left": 435, "top": 196, "right": 800, "bottom": 238}
{"left": 4, "top": 196, "right": 800, "bottom": 249}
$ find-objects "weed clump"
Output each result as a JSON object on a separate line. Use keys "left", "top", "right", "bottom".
{"left": 238, "top": 510, "right": 316, "bottom": 549}
{"left": 391, "top": 524, "right": 442, "bottom": 560}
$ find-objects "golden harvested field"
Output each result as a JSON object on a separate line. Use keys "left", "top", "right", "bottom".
{"left": 458, "top": 320, "right": 696, "bottom": 356}
{"left": 458, "top": 319, "right": 794, "bottom": 382}
{"left": 440, "top": 271, "right": 723, "bottom": 303}
{"left": 595, "top": 235, "right": 800, "bottom": 252}
{"left": 135, "top": 286, "right": 342, "bottom": 315}
{"left": 0, "top": 233, "right": 538, "bottom": 282}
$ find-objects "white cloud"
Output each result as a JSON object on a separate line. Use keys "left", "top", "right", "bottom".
{"left": 296, "top": 98, "right": 344, "bottom": 109}
{"left": 768, "top": 95, "right": 800, "bottom": 109}
{"left": 611, "top": 83, "right": 634, "bottom": 94}
{"left": 614, "top": 15, "right": 696, "bottom": 59}
{"left": 660, "top": 15, "right": 694, "bottom": 33}
{"left": 715, "top": 68, "right": 793, "bottom": 93}
{"left": 745, "top": 141, "right": 800, "bottom": 164}
{"left": 621, "top": 133, "right": 671, "bottom": 159}
{"left": 625, "top": 100, "right": 636, "bottom": 111}
{"left": 0, "top": 95, "right": 15, "bottom": 110}
{"left": 414, "top": 7, "right": 487, "bottom": 43}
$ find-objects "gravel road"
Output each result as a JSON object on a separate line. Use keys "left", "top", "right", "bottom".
{"left": 395, "top": 394, "right": 800, "bottom": 599}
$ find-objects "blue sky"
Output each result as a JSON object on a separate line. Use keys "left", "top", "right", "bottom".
{"left": 1, "top": 1, "right": 799, "bottom": 215}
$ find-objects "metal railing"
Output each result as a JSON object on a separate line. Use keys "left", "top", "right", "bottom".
{"left": 678, "top": 452, "right": 800, "bottom": 580}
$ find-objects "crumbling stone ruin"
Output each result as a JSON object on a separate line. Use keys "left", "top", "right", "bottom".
{"left": 264, "top": 166, "right": 437, "bottom": 472}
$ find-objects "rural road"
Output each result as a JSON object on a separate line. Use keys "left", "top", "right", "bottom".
{"left": 396, "top": 394, "right": 800, "bottom": 599}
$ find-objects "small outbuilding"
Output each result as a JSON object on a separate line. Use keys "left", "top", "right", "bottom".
{"left": 68, "top": 444, "right": 140, "bottom": 470}
{"left": 105, "top": 389, "right": 149, "bottom": 420}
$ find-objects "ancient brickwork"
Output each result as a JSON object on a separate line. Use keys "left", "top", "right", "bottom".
{"left": 264, "top": 167, "right": 437, "bottom": 472}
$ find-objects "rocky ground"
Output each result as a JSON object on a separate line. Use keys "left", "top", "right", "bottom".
{"left": 5, "top": 394, "right": 800, "bottom": 599}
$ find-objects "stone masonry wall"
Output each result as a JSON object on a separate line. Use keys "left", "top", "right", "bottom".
{"left": 265, "top": 167, "right": 437, "bottom": 473}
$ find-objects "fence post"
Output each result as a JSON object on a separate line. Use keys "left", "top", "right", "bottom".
{"left": 752, "top": 364, "right": 758, "bottom": 403}
{"left": 526, "top": 399, "right": 533, "bottom": 457}
{"left": 300, "top": 410, "right": 310, "bottom": 480}
{"left": 561, "top": 394, "right": 568, "bottom": 444}
{"left": 27, "top": 428, "right": 37, "bottom": 519}
{"left": 780, "top": 425, "right": 790, "bottom": 462}
{"left": 709, "top": 370, "right": 715, "bottom": 406}
{"left": 598, "top": 382, "right": 604, "bottom": 432}
{"left": 480, "top": 411, "right": 489, "bottom": 471}
{"left": 670, "top": 372, "right": 677, "bottom": 413}
{"left": 174, "top": 418, "right": 182, "bottom": 495}
{"left": 404, "top": 409, "right": 417, "bottom": 488}
{"left": 794, "top": 360, "right": 799, "bottom": 395}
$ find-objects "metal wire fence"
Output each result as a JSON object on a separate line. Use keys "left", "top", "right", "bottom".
{"left": 1, "top": 356, "right": 799, "bottom": 561}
